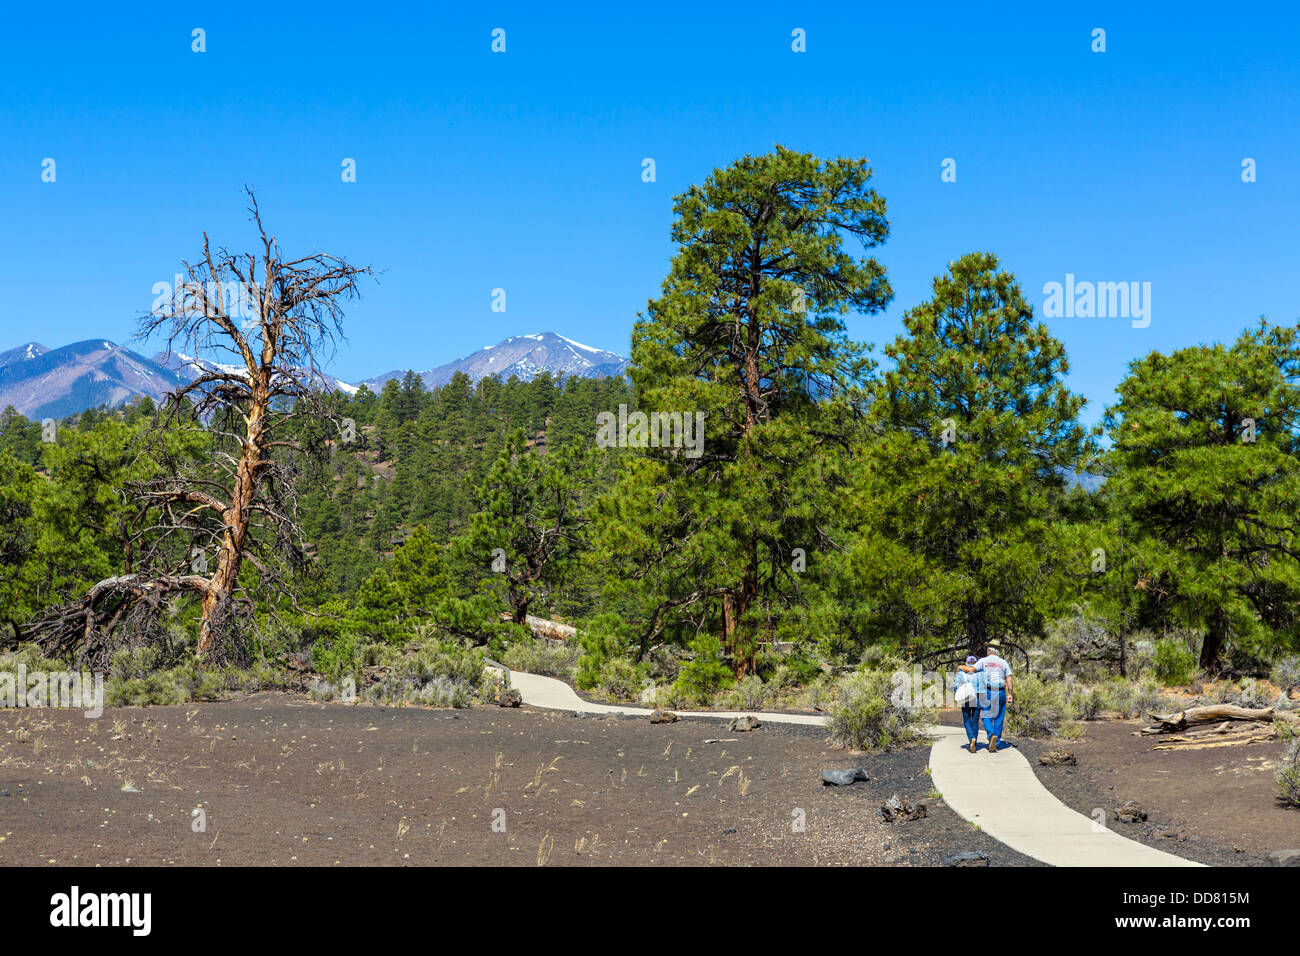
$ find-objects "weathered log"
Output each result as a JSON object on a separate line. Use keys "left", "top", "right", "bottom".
{"left": 1152, "top": 729, "right": 1277, "bottom": 751}
{"left": 1145, "top": 704, "right": 1276, "bottom": 733}
{"left": 500, "top": 613, "right": 576, "bottom": 642}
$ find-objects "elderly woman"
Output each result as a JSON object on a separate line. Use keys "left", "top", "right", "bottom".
{"left": 952, "top": 655, "right": 986, "bottom": 753}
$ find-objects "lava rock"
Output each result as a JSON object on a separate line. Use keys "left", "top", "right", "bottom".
{"left": 821, "top": 768, "right": 869, "bottom": 786}
{"left": 494, "top": 689, "right": 523, "bottom": 708}
{"left": 1115, "top": 800, "right": 1148, "bottom": 824}
{"left": 649, "top": 709, "right": 680, "bottom": 724}
{"left": 728, "top": 715, "right": 762, "bottom": 732}
{"left": 881, "top": 793, "right": 927, "bottom": 823}
{"left": 944, "top": 852, "right": 989, "bottom": 867}
{"left": 1038, "top": 749, "right": 1077, "bottom": 767}
{"left": 1269, "top": 849, "right": 1300, "bottom": 866}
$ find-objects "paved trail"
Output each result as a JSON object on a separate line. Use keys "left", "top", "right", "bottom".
{"left": 927, "top": 725, "right": 1199, "bottom": 867}
{"left": 505, "top": 668, "right": 1200, "bottom": 867}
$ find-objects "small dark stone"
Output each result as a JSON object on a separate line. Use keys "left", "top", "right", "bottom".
{"left": 721, "top": 827, "right": 737, "bottom": 835}
{"left": 0, "top": 789, "right": 8, "bottom": 797}
{"left": 944, "top": 851, "right": 989, "bottom": 867}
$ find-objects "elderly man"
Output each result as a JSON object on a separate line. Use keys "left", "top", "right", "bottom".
{"left": 974, "top": 642, "right": 1015, "bottom": 753}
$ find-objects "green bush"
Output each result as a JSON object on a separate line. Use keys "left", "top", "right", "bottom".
{"left": 671, "top": 633, "right": 733, "bottom": 705}
{"left": 1006, "top": 674, "right": 1067, "bottom": 738}
{"left": 574, "top": 612, "right": 636, "bottom": 690}
{"left": 826, "top": 658, "right": 930, "bottom": 752}
{"left": 311, "top": 631, "right": 360, "bottom": 684}
{"left": 1152, "top": 637, "right": 1196, "bottom": 686}
{"left": 591, "top": 657, "right": 644, "bottom": 702}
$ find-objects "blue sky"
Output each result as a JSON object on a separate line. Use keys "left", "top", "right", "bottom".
{"left": 1, "top": 2, "right": 1296, "bottom": 423}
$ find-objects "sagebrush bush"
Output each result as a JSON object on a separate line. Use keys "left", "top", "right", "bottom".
{"left": 1100, "top": 678, "right": 1134, "bottom": 717}
{"left": 1006, "top": 674, "right": 1067, "bottom": 738}
{"left": 0, "top": 643, "right": 67, "bottom": 675}
{"left": 1069, "top": 685, "right": 1105, "bottom": 721}
{"left": 1278, "top": 720, "right": 1300, "bottom": 808}
{"left": 721, "top": 675, "right": 770, "bottom": 711}
{"left": 826, "top": 659, "right": 931, "bottom": 752}
{"left": 501, "top": 639, "right": 579, "bottom": 679}
{"left": 1272, "top": 656, "right": 1300, "bottom": 696}
{"left": 1153, "top": 637, "right": 1197, "bottom": 686}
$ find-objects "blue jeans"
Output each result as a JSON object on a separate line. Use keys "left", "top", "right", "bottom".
{"left": 961, "top": 706, "right": 981, "bottom": 742}
{"left": 981, "top": 688, "right": 1007, "bottom": 744}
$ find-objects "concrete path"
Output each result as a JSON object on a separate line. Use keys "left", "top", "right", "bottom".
{"left": 504, "top": 667, "right": 1200, "bottom": 866}
{"left": 928, "top": 725, "right": 1201, "bottom": 866}
{"left": 505, "top": 668, "right": 826, "bottom": 725}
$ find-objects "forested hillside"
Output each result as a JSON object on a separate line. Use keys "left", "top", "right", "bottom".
{"left": 2, "top": 150, "right": 1298, "bottom": 721}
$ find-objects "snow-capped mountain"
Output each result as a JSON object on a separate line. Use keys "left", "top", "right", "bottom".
{"left": 0, "top": 331, "right": 626, "bottom": 420}
{"left": 152, "top": 351, "right": 360, "bottom": 396}
{"left": 0, "top": 340, "right": 187, "bottom": 420}
{"left": 0, "top": 341, "right": 49, "bottom": 368}
{"left": 364, "top": 332, "right": 628, "bottom": 390}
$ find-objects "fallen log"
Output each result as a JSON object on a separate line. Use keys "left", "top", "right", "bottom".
{"left": 500, "top": 613, "right": 577, "bottom": 643}
{"left": 1144, "top": 704, "right": 1275, "bottom": 733}
{"left": 1152, "top": 729, "right": 1277, "bottom": 751}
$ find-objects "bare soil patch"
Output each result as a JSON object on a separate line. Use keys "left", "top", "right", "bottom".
{"left": 1016, "top": 717, "right": 1298, "bottom": 866}
{"left": 0, "top": 694, "right": 1034, "bottom": 866}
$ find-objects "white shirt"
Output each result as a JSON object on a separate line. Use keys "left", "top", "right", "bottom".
{"left": 975, "top": 655, "right": 1013, "bottom": 689}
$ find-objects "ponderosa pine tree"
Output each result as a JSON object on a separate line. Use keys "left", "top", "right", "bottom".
{"left": 463, "top": 429, "right": 595, "bottom": 627}
{"left": 596, "top": 146, "right": 892, "bottom": 675}
{"left": 850, "top": 253, "right": 1090, "bottom": 655}
{"left": 1102, "top": 320, "right": 1300, "bottom": 671}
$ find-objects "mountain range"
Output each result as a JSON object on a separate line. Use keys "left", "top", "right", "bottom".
{"left": 0, "top": 332, "right": 629, "bottom": 420}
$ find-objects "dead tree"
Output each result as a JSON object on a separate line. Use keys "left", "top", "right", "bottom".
{"left": 27, "top": 189, "right": 370, "bottom": 664}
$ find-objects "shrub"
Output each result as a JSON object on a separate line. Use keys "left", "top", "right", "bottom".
{"left": 1272, "top": 656, "right": 1300, "bottom": 696}
{"left": 591, "top": 657, "right": 643, "bottom": 702}
{"left": 390, "top": 640, "right": 485, "bottom": 690}
{"left": 311, "top": 631, "right": 360, "bottom": 684}
{"left": 1069, "top": 685, "right": 1105, "bottom": 721}
{"left": 574, "top": 612, "right": 636, "bottom": 690}
{"left": 501, "top": 639, "right": 579, "bottom": 679}
{"left": 826, "top": 659, "right": 931, "bottom": 752}
{"left": 671, "top": 633, "right": 733, "bottom": 706}
{"left": 0, "top": 643, "right": 67, "bottom": 675}
{"left": 721, "top": 675, "right": 770, "bottom": 711}
{"left": 1278, "top": 720, "right": 1300, "bottom": 808}
{"left": 1152, "top": 638, "right": 1196, "bottom": 686}
{"left": 1100, "top": 679, "right": 1134, "bottom": 717}
{"left": 1006, "top": 674, "right": 1067, "bottom": 738}
{"left": 355, "top": 639, "right": 486, "bottom": 708}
